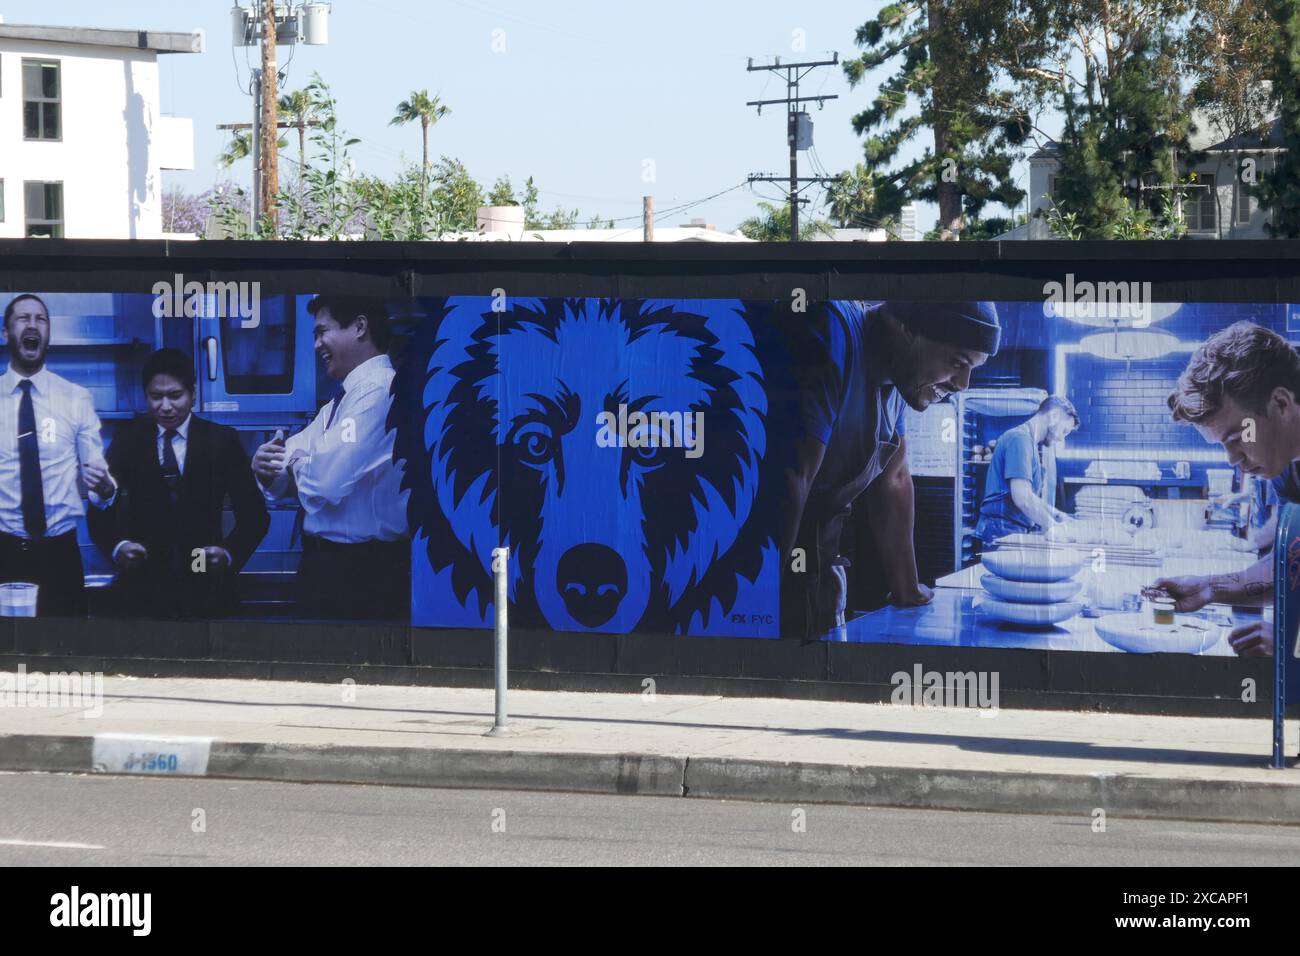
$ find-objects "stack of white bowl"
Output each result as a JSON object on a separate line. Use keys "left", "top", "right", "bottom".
{"left": 978, "top": 548, "right": 1084, "bottom": 626}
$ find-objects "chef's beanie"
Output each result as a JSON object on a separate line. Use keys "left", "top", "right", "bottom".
{"left": 884, "top": 300, "right": 1001, "bottom": 356}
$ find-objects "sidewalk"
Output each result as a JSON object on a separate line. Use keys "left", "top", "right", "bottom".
{"left": 0, "top": 672, "right": 1297, "bottom": 824}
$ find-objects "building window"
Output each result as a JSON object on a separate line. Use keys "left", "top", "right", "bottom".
{"left": 1234, "top": 175, "right": 1253, "bottom": 225}
{"left": 1183, "top": 172, "right": 1217, "bottom": 232}
{"left": 22, "top": 59, "right": 61, "bottom": 141}
{"left": 24, "top": 181, "right": 64, "bottom": 237}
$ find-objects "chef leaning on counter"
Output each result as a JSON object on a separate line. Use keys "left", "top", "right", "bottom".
{"left": 1153, "top": 321, "right": 1300, "bottom": 657}
{"left": 973, "top": 395, "right": 1080, "bottom": 546}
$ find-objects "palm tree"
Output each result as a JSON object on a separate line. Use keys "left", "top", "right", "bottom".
{"left": 218, "top": 130, "right": 287, "bottom": 169}
{"left": 389, "top": 90, "right": 450, "bottom": 196}
{"left": 218, "top": 131, "right": 253, "bottom": 169}
{"left": 737, "top": 201, "right": 832, "bottom": 241}
{"left": 279, "top": 88, "right": 323, "bottom": 176}
{"left": 827, "top": 164, "right": 879, "bottom": 229}
{"left": 279, "top": 85, "right": 325, "bottom": 219}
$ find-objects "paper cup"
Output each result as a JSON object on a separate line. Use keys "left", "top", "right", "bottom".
{"left": 0, "top": 582, "right": 38, "bottom": 617}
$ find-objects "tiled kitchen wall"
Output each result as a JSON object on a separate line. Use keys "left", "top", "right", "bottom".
{"left": 1062, "top": 302, "right": 1289, "bottom": 453}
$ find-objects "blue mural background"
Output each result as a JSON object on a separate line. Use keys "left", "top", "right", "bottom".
{"left": 393, "top": 296, "right": 1295, "bottom": 642}
{"left": 393, "top": 297, "right": 782, "bottom": 637}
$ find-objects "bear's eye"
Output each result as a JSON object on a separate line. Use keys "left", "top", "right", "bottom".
{"left": 629, "top": 440, "right": 667, "bottom": 470}
{"left": 513, "top": 427, "right": 554, "bottom": 465}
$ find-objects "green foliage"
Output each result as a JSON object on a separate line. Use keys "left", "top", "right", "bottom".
{"left": 205, "top": 185, "right": 253, "bottom": 240}
{"left": 390, "top": 89, "right": 450, "bottom": 197}
{"left": 827, "top": 163, "right": 880, "bottom": 228}
{"left": 390, "top": 89, "right": 451, "bottom": 134}
{"left": 1255, "top": 0, "right": 1300, "bottom": 236}
{"left": 486, "top": 175, "right": 519, "bottom": 207}
{"left": 1045, "top": 5, "right": 1193, "bottom": 239}
{"left": 483, "top": 174, "right": 580, "bottom": 229}
{"left": 737, "top": 201, "right": 832, "bottom": 241}
{"left": 1043, "top": 191, "right": 1188, "bottom": 240}
{"left": 277, "top": 74, "right": 363, "bottom": 240}
{"left": 924, "top": 214, "right": 1025, "bottom": 241}
{"left": 428, "top": 157, "right": 485, "bottom": 233}
{"left": 204, "top": 76, "right": 606, "bottom": 241}
{"left": 843, "top": 0, "right": 1033, "bottom": 238}
{"left": 218, "top": 130, "right": 287, "bottom": 169}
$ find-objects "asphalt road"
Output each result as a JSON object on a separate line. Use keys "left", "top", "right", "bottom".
{"left": 2, "top": 771, "right": 1299, "bottom": 866}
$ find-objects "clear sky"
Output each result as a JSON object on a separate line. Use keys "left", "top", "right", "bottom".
{"left": 0, "top": 0, "right": 1009, "bottom": 233}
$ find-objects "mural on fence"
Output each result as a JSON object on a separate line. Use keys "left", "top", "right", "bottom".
{"left": 0, "top": 284, "right": 1290, "bottom": 660}
{"left": 393, "top": 297, "right": 780, "bottom": 637}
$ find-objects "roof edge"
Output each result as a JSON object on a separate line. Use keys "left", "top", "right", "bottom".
{"left": 0, "top": 24, "right": 204, "bottom": 54}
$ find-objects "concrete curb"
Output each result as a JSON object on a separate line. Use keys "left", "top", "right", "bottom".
{"left": 684, "top": 758, "right": 1300, "bottom": 825}
{"left": 1, "top": 732, "right": 1297, "bottom": 824}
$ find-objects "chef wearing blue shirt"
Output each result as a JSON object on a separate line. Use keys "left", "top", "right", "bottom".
{"left": 974, "top": 395, "right": 1079, "bottom": 545}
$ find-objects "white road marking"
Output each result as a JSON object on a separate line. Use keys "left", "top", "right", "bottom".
{"left": 0, "top": 838, "right": 104, "bottom": 849}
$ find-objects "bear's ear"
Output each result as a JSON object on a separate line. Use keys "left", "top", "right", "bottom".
{"left": 422, "top": 298, "right": 505, "bottom": 582}
{"left": 658, "top": 302, "right": 767, "bottom": 609}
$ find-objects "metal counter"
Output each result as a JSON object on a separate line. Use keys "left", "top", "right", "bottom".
{"left": 827, "top": 585, "right": 1258, "bottom": 655}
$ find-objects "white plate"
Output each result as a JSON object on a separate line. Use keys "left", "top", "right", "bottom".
{"left": 981, "top": 549, "right": 1085, "bottom": 583}
{"left": 978, "top": 597, "right": 1082, "bottom": 626}
{"left": 980, "top": 573, "right": 1082, "bottom": 604}
{"left": 1094, "top": 613, "right": 1223, "bottom": 654}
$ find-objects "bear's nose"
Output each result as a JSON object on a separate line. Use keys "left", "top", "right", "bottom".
{"left": 557, "top": 544, "right": 627, "bottom": 628}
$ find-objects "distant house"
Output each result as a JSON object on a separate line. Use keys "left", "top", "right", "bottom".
{"left": 0, "top": 19, "right": 202, "bottom": 240}
{"left": 1000, "top": 113, "right": 1283, "bottom": 240}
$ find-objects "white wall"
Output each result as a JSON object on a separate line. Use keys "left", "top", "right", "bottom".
{"left": 0, "top": 39, "right": 184, "bottom": 239}
{"left": 1184, "top": 154, "right": 1277, "bottom": 240}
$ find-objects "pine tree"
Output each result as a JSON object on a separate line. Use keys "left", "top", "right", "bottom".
{"left": 843, "top": 0, "right": 1032, "bottom": 239}
{"left": 1028, "top": 1, "right": 1194, "bottom": 239}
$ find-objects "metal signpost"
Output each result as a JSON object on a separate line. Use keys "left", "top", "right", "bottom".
{"left": 488, "top": 546, "right": 509, "bottom": 737}
{"left": 1273, "top": 503, "right": 1300, "bottom": 768}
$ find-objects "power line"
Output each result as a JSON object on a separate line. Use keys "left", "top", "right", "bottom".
{"left": 598, "top": 182, "right": 749, "bottom": 225}
{"left": 744, "top": 54, "right": 842, "bottom": 240}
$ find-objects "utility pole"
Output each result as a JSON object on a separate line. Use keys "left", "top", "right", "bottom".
{"left": 643, "top": 195, "right": 654, "bottom": 241}
{"left": 746, "top": 55, "right": 840, "bottom": 241}
{"left": 259, "top": 0, "right": 279, "bottom": 231}
{"left": 232, "top": 2, "right": 329, "bottom": 236}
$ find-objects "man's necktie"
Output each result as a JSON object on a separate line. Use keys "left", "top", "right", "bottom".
{"left": 161, "top": 429, "right": 180, "bottom": 505}
{"left": 325, "top": 385, "right": 346, "bottom": 430}
{"left": 17, "top": 380, "right": 46, "bottom": 538}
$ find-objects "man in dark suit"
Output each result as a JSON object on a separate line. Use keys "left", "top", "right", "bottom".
{"left": 90, "top": 349, "right": 269, "bottom": 618}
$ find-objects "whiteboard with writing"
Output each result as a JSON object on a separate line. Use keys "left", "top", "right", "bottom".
{"left": 904, "top": 403, "right": 958, "bottom": 477}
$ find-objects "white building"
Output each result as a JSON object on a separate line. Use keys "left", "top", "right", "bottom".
{"left": 1002, "top": 112, "right": 1282, "bottom": 240}
{"left": 0, "top": 19, "right": 201, "bottom": 240}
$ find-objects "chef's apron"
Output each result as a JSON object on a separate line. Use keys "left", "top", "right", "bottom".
{"left": 786, "top": 433, "right": 902, "bottom": 639}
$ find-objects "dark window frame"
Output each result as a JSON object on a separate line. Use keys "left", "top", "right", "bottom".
{"left": 21, "top": 58, "right": 62, "bottom": 142}
{"left": 24, "top": 180, "right": 64, "bottom": 238}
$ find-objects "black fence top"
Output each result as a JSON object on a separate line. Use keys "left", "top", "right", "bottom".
{"left": 3, "top": 238, "right": 1299, "bottom": 302}
{"left": 3, "top": 236, "right": 1300, "bottom": 264}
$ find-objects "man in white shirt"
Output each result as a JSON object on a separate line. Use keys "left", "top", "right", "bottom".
{"left": 0, "top": 294, "right": 116, "bottom": 616}
{"left": 252, "top": 296, "right": 409, "bottom": 619}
